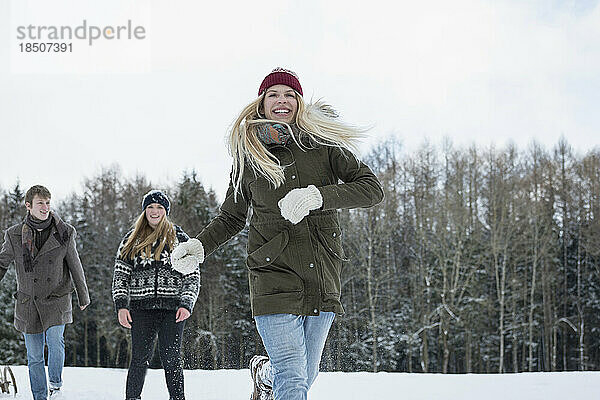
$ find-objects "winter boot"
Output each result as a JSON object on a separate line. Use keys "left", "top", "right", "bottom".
{"left": 49, "top": 387, "right": 61, "bottom": 397}
{"left": 250, "top": 355, "right": 273, "bottom": 400}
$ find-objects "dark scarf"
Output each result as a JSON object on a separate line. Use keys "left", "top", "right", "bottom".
{"left": 21, "top": 212, "right": 69, "bottom": 272}
{"left": 257, "top": 123, "right": 292, "bottom": 145}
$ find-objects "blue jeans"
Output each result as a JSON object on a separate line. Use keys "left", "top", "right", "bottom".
{"left": 23, "top": 324, "right": 65, "bottom": 400}
{"left": 254, "top": 312, "right": 335, "bottom": 400}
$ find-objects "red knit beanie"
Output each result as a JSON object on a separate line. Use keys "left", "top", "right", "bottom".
{"left": 258, "top": 67, "right": 303, "bottom": 96}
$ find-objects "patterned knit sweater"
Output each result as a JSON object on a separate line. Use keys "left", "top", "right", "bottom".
{"left": 112, "top": 225, "right": 200, "bottom": 313}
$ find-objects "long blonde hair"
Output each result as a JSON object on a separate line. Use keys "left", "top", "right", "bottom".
{"left": 228, "top": 92, "right": 366, "bottom": 199}
{"left": 121, "top": 211, "right": 176, "bottom": 261}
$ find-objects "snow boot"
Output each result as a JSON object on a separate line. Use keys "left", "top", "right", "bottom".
{"left": 250, "top": 355, "right": 273, "bottom": 400}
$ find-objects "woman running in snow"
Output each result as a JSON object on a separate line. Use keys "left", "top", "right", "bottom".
{"left": 172, "top": 68, "right": 383, "bottom": 400}
{"left": 112, "top": 189, "right": 200, "bottom": 400}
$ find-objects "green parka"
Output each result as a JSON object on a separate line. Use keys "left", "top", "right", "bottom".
{"left": 197, "top": 137, "right": 384, "bottom": 317}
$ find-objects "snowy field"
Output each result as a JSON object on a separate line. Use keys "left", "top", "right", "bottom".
{"left": 2, "top": 366, "right": 599, "bottom": 400}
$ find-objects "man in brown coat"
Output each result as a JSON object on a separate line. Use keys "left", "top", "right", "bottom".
{"left": 0, "top": 185, "right": 90, "bottom": 400}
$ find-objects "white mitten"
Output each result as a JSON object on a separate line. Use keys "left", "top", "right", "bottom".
{"left": 278, "top": 185, "right": 323, "bottom": 224}
{"left": 171, "top": 238, "right": 205, "bottom": 264}
{"left": 172, "top": 255, "right": 199, "bottom": 275}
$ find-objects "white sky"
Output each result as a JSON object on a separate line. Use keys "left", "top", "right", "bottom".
{"left": 1, "top": 0, "right": 599, "bottom": 202}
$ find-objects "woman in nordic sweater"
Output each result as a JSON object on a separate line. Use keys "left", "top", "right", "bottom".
{"left": 172, "top": 68, "right": 384, "bottom": 400}
{"left": 112, "top": 190, "right": 200, "bottom": 400}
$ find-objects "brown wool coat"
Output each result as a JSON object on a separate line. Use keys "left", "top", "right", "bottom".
{"left": 198, "top": 139, "right": 384, "bottom": 317}
{"left": 0, "top": 218, "right": 90, "bottom": 334}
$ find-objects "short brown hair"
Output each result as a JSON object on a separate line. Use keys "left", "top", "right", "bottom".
{"left": 25, "top": 185, "right": 51, "bottom": 205}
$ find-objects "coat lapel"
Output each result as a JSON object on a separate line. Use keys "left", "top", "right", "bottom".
{"left": 35, "top": 228, "right": 61, "bottom": 258}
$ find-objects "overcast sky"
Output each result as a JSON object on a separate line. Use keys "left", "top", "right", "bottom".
{"left": 1, "top": 0, "right": 599, "bottom": 202}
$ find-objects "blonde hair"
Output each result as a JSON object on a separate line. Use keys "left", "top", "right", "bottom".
{"left": 121, "top": 211, "right": 176, "bottom": 261}
{"left": 228, "top": 92, "right": 366, "bottom": 199}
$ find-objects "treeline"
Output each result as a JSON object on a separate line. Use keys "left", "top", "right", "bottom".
{"left": 0, "top": 137, "right": 599, "bottom": 374}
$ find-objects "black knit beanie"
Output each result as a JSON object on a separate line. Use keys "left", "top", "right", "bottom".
{"left": 141, "top": 190, "right": 170, "bottom": 215}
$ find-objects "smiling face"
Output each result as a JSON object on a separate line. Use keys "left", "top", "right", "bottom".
{"left": 263, "top": 84, "right": 298, "bottom": 124}
{"left": 145, "top": 203, "right": 166, "bottom": 228}
{"left": 26, "top": 195, "right": 51, "bottom": 221}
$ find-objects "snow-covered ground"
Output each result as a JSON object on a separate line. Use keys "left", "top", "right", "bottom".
{"left": 2, "top": 365, "right": 599, "bottom": 400}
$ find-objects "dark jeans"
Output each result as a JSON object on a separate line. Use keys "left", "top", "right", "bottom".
{"left": 126, "top": 309, "right": 186, "bottom": 400}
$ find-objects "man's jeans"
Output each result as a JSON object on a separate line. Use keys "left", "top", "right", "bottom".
{"left": 23, "top": 324, "right": 65, "bottom": 400}
{"left": 254, "top": 312, "right": 335, "bottom": 400}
